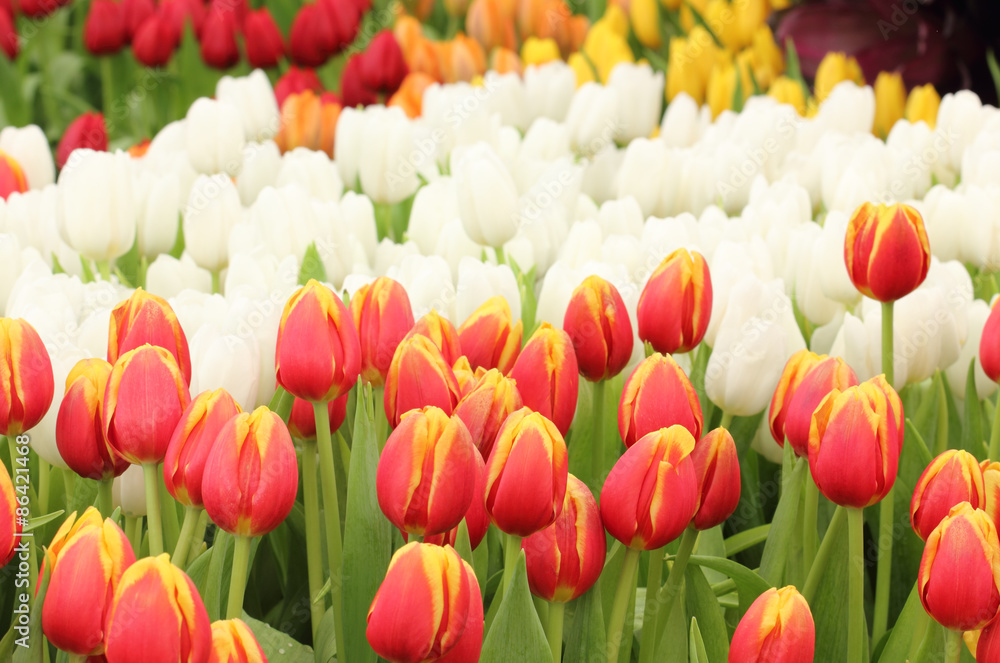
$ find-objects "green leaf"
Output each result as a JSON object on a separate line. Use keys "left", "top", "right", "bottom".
{"left": 783, "top": 37, "right": 811, "bottom": 101}
{"left": 686, "top": 555, "right": 772, "bottom": 616}
{"left": 341, "top": 384, "right": 392, "bottom": 663}
{"left": 724, "top": 524, "right": 770, "bottom": 557}
{"left": 989, "top": 50, "right": 1000, "bottom": 108}
{"left": 454, "top": 518, "right": 474, "bottom": 568}
{"left": 810, "top": 516, "right": 869, "bottom": 663}
{"left": 563, "top": 584, "right": 606, "bottom": 663}
{"left": 21, "top": 510, "right": 65, "bottom": 532}
{"left": 964, "top": 359, "right": 987, "bottom": 458}
{"left": 874, "top": 581, "right": 926, "bottom": 663}
{"left": 243, "top": 614, "right": 316, "bottom": 663}
{"left": 201, "top": 530, "right": 234, "bottom": 622}
{"left": 684, "top": 566, "right": 730, "bottom": 662}
{"left": 689, "top": 617, "right": 710, "bottom": 663}
{"left": 480, "top": 551, "right": 553, "bottom": 663}
{"left": 758, "top": 458, "right": 806, "bottom": 586}
{"left": 298, "top": 242, "right": 328, "bottom": 286}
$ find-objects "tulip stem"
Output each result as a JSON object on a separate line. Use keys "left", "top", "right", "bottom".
{"left": 37, "top": 458, "right": 49, "bottom": 515}
{"left": 124, "top": 515, "right": 140, "bottom": 553}
{"left": 172, "top": 506, "right": 201, "bottom": 569}
{"left": 142, "top": 463, "right": 164, "bottom": 556}
{"left": 873, "top": 300, "right": 895, "bottom": 646}
{"left": 802, "top": 473, "right": 819, "bottom": 571}
{"left": 313, "top": 401, "right": 346, "bottom": 663}
{"left": 847, "top": 508, "right": 865, "bottom": 663}
{"left": 591, "top": 379, "right": 606, "bottom": 493}
{"left": 300, "top": 440, "right": 326, "bottom": 647}
{"left": 211, "top": 270, "right": 221, "bottom": 295}
{"left": 188, "top": 509, "right": 210, "bottom": 562}
{"left": 495, "top": 245, "right": 506, "bottom": 266}
{"left": 802, "top": 506, "right": 846, "bottom": 603}
{"left": 637, "top": 547, "right": 664, "bottom": 663}
{"left": 100, "top": 56, "right": 115, "bottom": 139}
{"left": 97, "top": 478, "right": 113, "bottom": 518}
{"left": 944, "top": 628, "right": 962, "bottom": 663}
{"left": 606, "top": 546, "right": 640, "bottom": 663}
{"left": 935, "top": 374, "right": 949, "bottom": 456}
{"left": 501, "top": 532, "right": 522, "bottom": 598}
{"left": 989, "top": 393, "right": 1000, "bottom": 460}
{"left": 226, "top": 535, "right": 252, "bottom": 620}
{"left": 652, "top": 525, "right": 699, "bottom": 656}
{"left": 97, "top": 260, "right": 112, "bottom": 282}
{"left": 547, "top": 601, "right": 564, "bottom": 663}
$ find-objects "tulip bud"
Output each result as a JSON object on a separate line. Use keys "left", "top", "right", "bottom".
{"left": 454, "top": 368, "right": 522, "bottom": 460}
{"left": 104, "top": 553, "right": 212, "bottom": 663}
{"left": 274, "top": 66, "right": 323, "bottom": 108}
{"left": 275, "top": 90, "right": 342, "bottom": 159}
{"left": 163, "top": 389, "right": 242, "bottom": 509}
{"left": 485, "top": 408, "right": 569, "bottom": 537}
{"left": 563, "top": 275, "right": 634, "bottom": 381}
{"left": 601, "top": 425, "right": 699, "bottom": 550}
{"left": 200, "top": 6, "right": 240, "bottom": 69}
{"left": 807, "top": 375, "right": 903, "bottom": 508}
{"left": 243, "top": 8, "right": 285, "bottom": 69}
{"left": 367, "top": 542, "right": 481, "bottom": 663}
{"left": 873, "top": 71, "right": 905, "bottom": 139}
{"left": 618, "top": 353, "right": 702, "bottom": 449}
{"left": 454, "top": 143, "right": 520, "bottom": 248}
{"left": 728, "top": 586, "right": 815, "bottom": 663}
{"left": 451, "top": 356, "right": 481, "bottom": 398}
{"left": 0, "top": 318, "right": 54, "bottom": 436}
{"left": 691, "top": 428, "right": 740, "bottom": 530}
{"left": 358, "top": 30, "right": 409, "bottom": 99}
{"left": 408, "top": 310, "right": 463, "bottom": 366}
{"left": 905, "top": 84, "right": 940, "bottom": 128}
{"left": 782, "top": 356, "right": 858, "bottom": 457}
{"left": 131, "top": 11, "right": 177, "bottom": 67}
{"left": 42, "top": 518, "right": 135, "bottom": 656}
{"left": 208, "top": 619, "right": 266, "bottom": 663}
{"left": 919, "top": 502, "right": 1000, "bottom": 631}
{"left": 287, "top": 393, "right": 347, "bottom": 440}
{"left": 384, "top": 334, "right": 462, "bottom": 428}
{"left": 350, "top": 277, "right": 416, "bottom": 387}
{"left": 769, "top": 349, "right": 824, "bottom": 445}
{"left": 813, "top": 51, "right": 864, "bottom": 102}
{"left": 508, "top": 323, "right": 579, "bottom": 437}
{"left": 768, "top": 76, "right": 806, "bottom": 115}
{"left": 981, "top": 299, "right": 1000, "bottom": 383}
{"left": 56, "top": 358, "right": 129, "bottom": 481}
{"left": 522, "top": 474, "right": 605, "bottom": 602}
{"left": 844, "top": 202, "right": 931, "bottom": 303}
{"left": 84, "top": 0, "right": 125, "bottom": 55}
{"left": 420, "top": 451, "right": 490, "bottom": 550}
{"left": 0, "top": 459, "right": 20, "bottom": 568}
{"left": 104, "top": 345, "right": 191, "bottom": 465}
{"left": 202, "top": 407, "right": 299, "bottom": 538}
{"left": 911, "top": 450, "right": 986, "bottom": 541}
{"left": 637, "top": 248, "right": 713, "bottom": 355}
{"left": 276, "top": 279, "right": 362, "bottom": 404}
{"left": 109, "top": 288, "right": 192, "bottom": 385}
{"left": 0, "top": 150, "right": 28, "bottom": 199}
{"left": 57, "top": 149, "right": 137, "bottom": 262}
{"left": 457, "top": 295, "right": 522, "bottom": 375}
{"left": 56, "top": 112, "right": 109, "bottom": 170}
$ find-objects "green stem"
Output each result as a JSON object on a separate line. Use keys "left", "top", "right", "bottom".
{"left": 873, "top": 300, "right": 895, "bottom": 645}
{"left": 100, "top": 56, "right": 115, "bottom": 137}
{"left": 97, "top": 478, "right": 113, "bottom": 518}
{"left": 944, "top": 628, "right": 962, "bottom": 663}
{"left": 637, "top": 547, "right": 664, "bottom": 663}
{"left": 97, "top": 260, "right": 112, "bottom": 282}
{"left": 802, "top": 472, "right": 819, "bottom": 571}
{"left": 188, "top": 509, "right": 210, "bottom": 562}
{"left": 138, "top": 254, "right": 149, "bottom": 290}
{"left": 211, "top": 270, "right": 221, "bottom": 295}
{"left": 271, "top": 386, "right": 294, "bottom": 424}
{"left": 847, "top": 508, "right": 865, "bottom": 663}
{"left": 881, "top": 300, "right": 895, "bottom": 385}
{"left": 591, "top": 379, "right": 606, "bottom": 492}
{"left": 301, "top": 440, "right": 326, "bottom": 645}
{"left": 225, "top": 535, "right": 252, "bottom": 620}
{"left": 802, "top": 506, "right": 847, "bottom": 603}
{"left": 37, "top": 457, "right": 49, "bottom": 515}
{"left": 314, "top": 401, "right": 345, "bottom": 663}
{"left": 142, "top": 463, "right": 164, "bottom": 555}
{"left": 719, "top": 410, "right": 734, "bottom": 430}
{"left": 936, "top": 373, "right": 950, "bottom": 457}
{"left": 172, "top": 506, "right": 201, "bottom": 569}
{"left": 607, "top": 547, "right": 641, "bottom": 663}
{"left": 990, "top": 392, "right": 1000, "bottom": 460}
{"left": 547, "top": 600, "right": 564, "bottom": 663}
{"left": 501, "top": 532, "right": 522, "bottom": 598}
{"left": 124, "top": 515, "right": 140, "bottom": 553}
{"left": 158, "top": 473, "right": 180, "bottom": 553}
{"left": 495, "top": 245, "right": 506, "bottom": 266}
{"left": 373, "top": 386, "right": 388, "bottom": 450}
{"left": 652, "top": 526, "right": 699, "bottom": 655}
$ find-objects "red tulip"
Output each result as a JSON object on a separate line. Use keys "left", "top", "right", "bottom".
{"left": 85, "top": 0, "right": 126, "bottom": 56}
{"left": 769, "top": 349, "right": 824, "bottom": 445}
{"left": 274, "top": 66, "right": 323, "bottom": 109}
{"left": 457, "top": 296, "right": 522, "bottom": 375}
{"left": 419, "top": 451, "right": 489, "bottom": 550}
{"left": 15, "top": 0, "right": 70, "bottom": 19}
{"left": 563, "top": 275, "right": 634, "bottom": 381}
{"left": 108, "top": 288, "right": 191, "bottom": 386}
{"left": 0, "top": 317, "right": 54, "bottom": 436}
{"left": 782, "top": 356, "right": 858, "bottom": 457}
{"left": 729, "top": 586, "right": 815, "bottom": 663}
{"left": 207, "top": 619, "right": 267, "bottom": 663}
{"left": 453, "top": 368, "right": 522, "bottom": 460}
{"left": 340, "top": 54, "right": 379, "bottom": 108}
{"left": 358, "top": 30, "right": 409, "bottom": 98}
{"left": 618, "top": 353, "right": 702, "bottom": 448}
{"left": 200, "top": 6, "right": 240, "bottom": 69}
{"left": 45, "top": 508, "right": 104, "bottom": 570}
{"left": 287, "top": 393, "right": 347, "bottom": 440}
{"left": 242, "top": 8, "right": 284, "bottom": 69}
{"left": 508, "top": 322, "right": 579, "bottom": 437}
{"left": 57, "top": 112, "right": 109, "bottom": 170}
{"left": 0, "top": 9, "right": 17, "bottom": 60}
{"left": 0, "top": 458, "right": 20, "bottom": 568}
{"left": 160, "top": 0, "right": 205, "bottom": 37}
{"left": 289, "top": 3, "right": 334, "bottom": 67}
{"left": 637, "top": 248, "right": 713, "bottom": 355}
{"left": 844, "top": 202, "right": 931, "bottom": 303}
{"left": 0, "top": 150, "right": 27, "bottom": 199}
{"left": 351, "top": 276, "right": 415, "bottom": 387}
{"left": 131, "top": 11, "right": 178, "bottom": 67}
{"left": 121, "top": 0, "right": 154, "bottom": 42}
{"left": 981, "top": 298, "right": 1000, "bottom": 384}
{"left": 910, "top": 449, "right": 986, "bottom": 541}
{"left": 56, "top": 358, "right": 129, "bottom": 481}
{"left": 384, "top": 334, "right": 462, "bottom": 428}
{"left": 691, "top": 427, "right": 740, "bottom": 530}
{"left": 406, "top": 310, "right": 463, "bottom": 366}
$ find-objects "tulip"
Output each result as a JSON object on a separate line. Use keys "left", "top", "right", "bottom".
{"left": 981, "top": 299, "right": 1000, "bottom": 386}
{"left": 185, "top": 98, "right": 246, "bottom": 177}
{"left": 408, "top": 310, "right": 463, "bottom": 366}
{"left": 844, "top": 202, "right": 930, "bottom": 304}
{"left": 457, "top": 295, "right": 522, "bottom": 375}
{"left": 215, "top": 70, "right": 281, "bottom": 144}
{"left": 122, "top": 0, "right": 154, "bottom": 41}
{"left": 288, "top": 3, "right": 335, "bottom": 68}
{"left": 275, "top": 90, "right": 341, "bottom": 159}
{"left": 910, "top": 450, "right": 986, "bottom": 542}
{"left": 768, "top": 76, "right": 807, "bottom": 115}
{"left": 208, "top": 619, "right": 267, "bottom": 663}
{"left": 0, "top": 10, "right": 17, "bottom": 60}
{"left": 160, "top": 0, "right": 206, "bottom": 36}
{"left": 42, "top": 518, "right": 135, "bottom": 657}
{"left": 17, "top": 0, "right": 70, "bottom": 18}
{"left": 377, "top": 407, "right": 478, "bottom": 537}
{"left": 503, "top": 317, "right": 574, "bottom": 426}
{"left": 366, "top": 542, "right": 481, "bottom": 663}
{"left": 340, "top": 54, "right": 379, "bottom": 108}
{"left": 350, "top": 277, "right": 415, "bottom": 387}
{"left": 438, "top": 34, "right": 487, "bottom": 83}
{"left": 275, "top": 279, "right": 361, "bottom": 404}
{"left": 131, "top": 11, "right": 178, "bottom": 67}
{"left": 454, "top": 368, "right": 522, "bottom": 460}
{"left": 109, "top": 288, "right": 192, "bottom": 385}
{"left": 420, "top": 451, "right": 489, "bottom": 550}
{"left": 807, "top": 375, "right": 903, "bottom": 509}
{"left": 0, "top": 458, "right": 19, "bottom": 567}
{"left": 618, "top": 353, "right": 702, "bottom": 449}
{"left": 451, "top": 356, "right": 480, "bottom": 398}
{"left": 782, "top": 356, "right": 858, "bottom": 458}
{"left": 0, "top": 150, "right": 27, "bottom": 199}
{"left": 57, "top": 112, "right": 109, "bottom": 171}
{"left": 984, "top": 460, "right": 1000, "bottom": 530}
{"left": 905, "top": 84, "right": 940, "bottom": 128}
{"left": 287, "top": 393, "right": 347, "bottom": 440}
{"left": 0, "top": 318, "right": 54, "bottom": 436}
{"left": 521, "top": 36, "right": 560, "bottom": 66}
{"left": 813, "top": 51, "right": 864, "bottom": 103}
{"left": 562, "top": 275, "right": 633, "bottom": 382}
{"left": 274, "top": 66, "right": 323, "bottom": 108}
{"left": 183, "top": 174, "right": 242, "bottom": 276}
{"left": 873, "top": 71, "right": 905, "bottom": 139}
{"left": 358, "top": 30, "right": 409, "bottom": 100}
{"left": 919, "top": 502, "right": 1000, "bottom": 631}
{"left": 85, "top": 0, "right": 126, "bottom": 55}
{"left": 46, "top": 508, "right": 104, "bottom": 569}
{"left": 453, "top": 141, "right": 520, "bottom": 249}
{"left": 242, "top": 8, "right": 284, "bottom": 69}
{"left": 104, "top": 554, "right": 212, "bottom": 663}
{"left": 384, "top": 334, "right": 462, "bottom": 428}
{"left": 768, "top": 349, "right": 824, "bottom": 445}
{"left": 0, "top": 125, "right": 53, "bottom": 189}
{"left": 691, "top": 428, "right": 740, "bottom": 530}
{"left": 388, "top": 71, "right": 436, "bottom": 118}
{"left": 56, "top": 149, "right": 136, "bottom": 263}
{"left": 200, "top": 6, "right": 240, "bottom": 69}
{"left": 729, "top": 586, "right": 815, "bottom": 663}
{"left": 56, "top": 358, "right": 129, "bottom": 484}
{"left": 637, "top": 248, "right": 713, "bottom": 355}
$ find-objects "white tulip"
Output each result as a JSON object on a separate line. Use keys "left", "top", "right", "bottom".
{"left": 558, "top": 220, "right": 603, "bottom": 269}
{"left": 113, "top": 464, "right": 147, "bottom": 517}
{"left": 607, "top": 62, "right": 664, "bottom": 143}
{"left": 434, "top": 219, "right": 485, "bottom": 281}
{"left": 275, "top": 147, "right": 344, "bottom": 201}
{"left": 134, "top": 169, "right": 180, "bottom": 259}
{"left": 0, "top": 234, "right": 29, "bottom": 314}
{"left": 565, "top": 83, "right": 620, "bottom": 156}
{"left": 787, "top": 224, "right": 844, "bottom": 327}
{"left": 183, "top": 174, "right": 241, "bottom": 274}
{"left": 580, "top": 146, "right": 625, "bottom": 205}
{"left": 337, "top": 191, "right": 379, "bottom": 264}
{"left": 357, "top": 106, "right": 420, "bottom": 204}
{"left": 386, "top": 254, "right": 456, "bottom": 321}
{"left": 815, "top": 211, "right": 862, "bottom": 306}
{"left": 224, "top": 252, "right": 299, "bottom": 299}
{"left": 945, "top": 299, "right": 997, "bottom": 400}
{"left": 374, "top": 239, "right": 420, "bottom": 275}
{"left": 407, "top": 177, "right": 459, "bottom": 254}
{"left": 936, "top": 90, "right": 984, "bottom": 174}
{"left": 241, "top": 184, "right": 329, "bottom": 265}
{"left": 0, "top": 125, "right": 54, "bottom": 189}
{"left": 185, "top": 98, "right": 246, "bottom": 176}
{"left": 703, "top": 238, "right": 775, "bottom": 346}
{"left": 319, "top": 201, "right": 373, "bottom": 288}
{"left": 419, "top": 82, "right": 501, "bottom": 168}
{"left": 520, "top": 118, "right": 572, "bottom": 162}
{"left": 660, "top": 93, "right": 709, "bottom": 148}
{"left": 815, "top": 81, "right": 875, "bottom": 135}
{"left": 594, "top": 196, "right": 643, "bottom": 238}
{"left": 454, "top": 257, "right": 521, "bottom": 323}
{"left": 957, "top": 185, "right": 1000, "bottom": 271}
{"left": 189, "top": 323, "right": 261, "bottom": 411}
{"left": 453, "top": 142, "right": 520, "bottom": 248}
{"left": 31, "top": 342, "right": 90, "bottom": 469}
{"left": 237, "top": 140, "right": 282, "bottom": 206}
{"left": 215, "top": 70, "right": 281, "bottom": 142}
{"left": 146, "top": 253, "right": 213, "bottom": 298}
{"left": 57, "top": 150, "right": 136, "bottom": 263}
{"left": 169, "top": 291, "right": 230, "bottom": 342}
{"left": 617, "top": 138, "right": 667, "bottom": 217}
{"left": 523, "top": 61, "right": 576, "bottom": 125}
{"left": 483, "top": 71, "right": 527, "bottom": 130}
{"left": 505, "top": 199, "right": 568, "bottom": 277}
{"left": 915, "top": 184, "right": 963, "bottom": 263}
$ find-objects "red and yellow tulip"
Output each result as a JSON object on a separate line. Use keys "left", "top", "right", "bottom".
{"left": 350, "top": 276, "right": 416, "bottom": 387}
{"left": 56, "top": 358, "right": 128, "bottom": 481}
{"left": 406, "top": 310, "right": 463, "bottom": 366}
{"left": 769, "top": 349, "right": 824, "bottom": 445}
{"left": 637, "top": 249, "right": 713, "bottom": 356}
{"left": 207, "top": 619, "right": 267, "bottom": 663}
{"left": 691, "top": 428, "right": 741, "bottom": 531}
{"left": 0, "top": 317, "right": 54, "bottom": 436}
{"left": 563, "top": 275, "right": 634, "bottom": 382}
{"left": 844, "top": 202, "right": 931, "bottom": 303}
{"left": 782, "top": 356, "right": 858, "bottom": 457}
{"left": 419, "top": 450, "right": 490, "bottom": 550}
{"left": 618, "top": 353, "right": 702, "bottom": 449}
{"left": 384, "top": 334, "right": 462, "bottom": 428}
{"left": 108, "top": 289, "right": 192, "bottom": 385}
{"left": 728, "top": 586, "right": 815, "bottom": 663}
{"left": 508, "top": 322, "right": 579, "bottom": 437}
{"left": 0, "top": 459, "right": 20, "bottom": 568}
{"left": 911, "top": 450, "right": 986, "bottom": 542}
{"left": 287, "top": 393, "right": 348, "bottom": 440}
{"left": 457, "top": 295, "right": 522, "bottom": 375}
{"left": 453, "top": 368, "right": 522, "bottom": 460}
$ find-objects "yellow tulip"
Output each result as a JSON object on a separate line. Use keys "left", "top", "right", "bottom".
{"left": 661, "top": 0, "right": 682, "bottom": 9}
{"left": 767, "top": 76, "right": 806, "bottom": 115}
{"left": 905, "top": 83, "right": 940, "bottom": 128}
{"left": 568, "top": 51, "right": 597, "bottom": 86}
{"left": 680, "top": 0, "right": 709, "bottom": 32}
{"left": 596, "top": 4, "right": 629, "bottom": 37}
{"left": 582, "top": 20, "right": 634, "bottom": 82}
{"left": 873, "top": 71, "right": 905, "bottom": 138}
{"left": 666, "top": 38, "right": 703, "bottom": 103}
{"left": 747, "top": 24, "right": 783, "bottom": 89}
{"left": 521, "top": 36, "right": 561, "bottom": 65}
{"left": 814, "top": 51, "right": 864, "bottom": 102}
{"left": 769, "top": 0, "right": 790, "bottom": 7}
{"left": 707, "top": 61, "right": 736, "bottom": 118}
{"left": 733, "top": 0, "right": 768, "bottom": 49}
{"left": 630, "top": 0, "right": 662, "bottom": 49}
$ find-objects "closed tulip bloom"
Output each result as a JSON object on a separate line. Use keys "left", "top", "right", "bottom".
{"left": 275, "top": 279, "right": 362, "bottom": 404}
{"left": 0, "top": 10, "right": 15, "bottom": 60}
{"left": 57, "top": 112, "right": 109, "bottom": 170}
{"left": 768, "top": 350, "right": 824, "bottom": 445}
{"left": 454, "top": 142, "right": 520, "bottom": 248}
{"left": 728, "top": 586, "right": 815, "bottom": 663}
{"left": 563, "top": 275, "right": 633, "bottom": 381}
{"left": 691, "top": 428, "right": 740, "bottom": 530}
{"left": 56, "top": 358, "right": 129, "bottom": 481}
{"left": 981, "top": 299, "right": 1000, "bottom": 383}
{"left": 485, "top": 408, "right": 568, "bottom": 537}
{"left": 905, "top": 84, "right": 940, "bottom": 128}
{"left": 104, "top": 554, "right": 212, "bottom": 663}
{"left": 275, "top": 90, "right": 341, "bottom": 159}
{"left": 202, "top": 407, "right": 298, "bottom": 537}
{"left": 109, "top": 288, "right": 192, "bottom": 385}
{"left": 618, "top": 353, "right": 702, "bottom": 449}
{"left": 919, "top": 502, "right": 1000, "bottom": 631}
{"left": 0, "top": 150, "right": 28, "bottom": 199}
{"left": 508, "top": 323, "right": 578, "bottom": 437}
{"left": 451, "top": 356, "right": 481, "bottom": 399}
{"left": 782, "top": 356, "right": 858, "bottom": 457}
{"left": 807, "top": 375, "right": 903, "bottom": 508}
{"left": 207, "top": 619, "right": 266, "bottom": 663}
{"left": 601, "top": 425, "right": 699, "bottom": 550}
{"left": 421, "top": 451, "right": 489, "bottom": 550}
{"left": 523, "top": 474, "right": 605, "bottom": 602}
{"left": 0, "top": 318, "right": 54, "bottom": 436}
{"left": 873, "top": 71, "right": 905, "bottom": 138}
{"left": 911, "top": 450, "right": 986, "bottom": 541}
{"left": 367, "top": 543, "right": 480, "bottom": 663}
{"left": 200, "top": 7, "right": 240, "bottom": 69}
{"left": 1, "top": 459, "right": 19, "bottom": 567}
{"left": 983, "top": 461, "right": 1000, "bottom": 530}
{"left": 287, "top": 393, "right": 347, "bottom": 440}
{"left": 384, "top": 334, "right": 462, "bottom": 428}
{"left": 185, "top": 98, "right": 246, "bottom": 177}
{"left": 132, "top": 11, "right": 178, "bottom": 67}
{"left": 454, "top": 368, "right": 522, "bottom": 460}
{"left": 46, "top": 508, "right": 105, "bottom": 568}
{"left": 85, "top": 0, "right": 126, "bottom": 55}
{"left": 103, "top": 345, "right": 191, "bottom": 465}
{"left": 274, "top": 66, "right": 323, "bottom": 108}
{"left": 243, "top": 8, "right": 285, "bottom": 69}
{"left": 844, "top": 202, "right": 931, "bottom": 303}
{"left": 358, "top": 30, "right": 409, "bottom": 98}
{"left": 408, "top": 310, "right": 463, "bottom": 366}
{"left": 351, "top": 277, "right": 415, "bottom": 387}
{"left": 377, "top": 407, "right": 478, "bottom": 537}
{"left": 57, "top": 149, "right": 136, "bottom": 262}
{"left": 457, "top": 296, "right": 521, "bottom": 375}
{"left": 42, "top": 518, "right": 135, "bottom": 656}
{"left": 637, "top": 248, "right": 713, "bottom": 355}
{"left": 813, "top": 51, "right": 864, "bottom": 102}
{"left": 163, "top": 389, "right": 242, "bottom": 509}
{"left": 122, "top": 0, "right": 154, "bottom": 41}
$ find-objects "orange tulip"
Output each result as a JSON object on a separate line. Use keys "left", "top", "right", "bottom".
{"left": 637, "top": 248, "right": 713, "bottom": 355}
{"left": 0, "top": 317, "right": 54, "bottom": 436}
{"left": 384, "top": 334, "right": 462, "bottom": 428}
{"left": 438, "top": 34, "right": 486, "bottom": 83}
{"left": 691, "top": 428, "right": 740, "bottom": 530}
{"left": 274, "top": 90, "right": 342, "bottom": 159}
{"left": 466, "top": 0, "right": 516, "bottom": 52}
{"left": 844, "top": 202, "right": 931, "bottom": 302}
{"left": 56, "top": 358, "right": 129, "bottom": 480}
{"left": 911, "top": 450, "right": 986, "bottom": 541}
{"left": 728, "top": 586, "right": 815, "bottom": 662}
{"left": 454, "top": 368, "right": 522, "bottom": 459}
{"left": 0, "top": 150, "right": 27, "bottom": 199}
{"left": 508, "top": 322, "right": 578, "bottom": 436}
{"left": 457, "top": 295, "right": 522, "bottom": 375}
{"left": 389, "top": 72, "right": 437, "bottom": 117}
{"left": 207, "top": 619, "right": 267, "bottom": 663}
{"left": 490, "top": 47, "right": 522, "bottom": 74}
{"left": 769, "top": 349, "right": 824, "bottom": 444}
{"left": 618, "top": 353, "right": 702, "bottom": 448}
{"left": 563, "top": 275, "right": 634, "bottom": 381}
{"left": 108, "top": 288, "right": 192, "bottom": 385}
{"left": 350, "top": 276, "right": 415, "bottom": 387}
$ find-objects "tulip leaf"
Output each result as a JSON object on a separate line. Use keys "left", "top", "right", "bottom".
{"left": 455, "top": 518, "right": 474, "bottom": 568}
{"left": 873, "top": 581, "right": 926, "bottom": 663}
{"left": 243, "top": 614, "right": 316, "bottom": 663}
{"left": 201, "top": 529, "right": 234, "bottom": 622}
{"left": 298, "top": 243, "right": 328, "bottom": 287}
{"left": 686, "top": 555, "right": 771, "bottom": 617}
{"left": 20, "top": 510, "right": 64, "bottom": 533}
{"left": 684, "top": 566, "right": 730, "bottom": 662}
{"left": 481, "top": 551, "right": 553, "bottom": 663}
{"left": 964, "top": 359, "right": 988, "bottom": 459}
{"left": 758, "top": 458, "right": 806, "bottom": 586}
{"left": 688, "top": 617, "right": 710, "bottom": 663}
{"left": 564, "top": 584, "right": 606, "bottom": 663}
{"left": 723, "top": 524, "right": 770, "bottom": 557}
{"left": 810, "top": 518, "right": 870, "bottom": 663}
